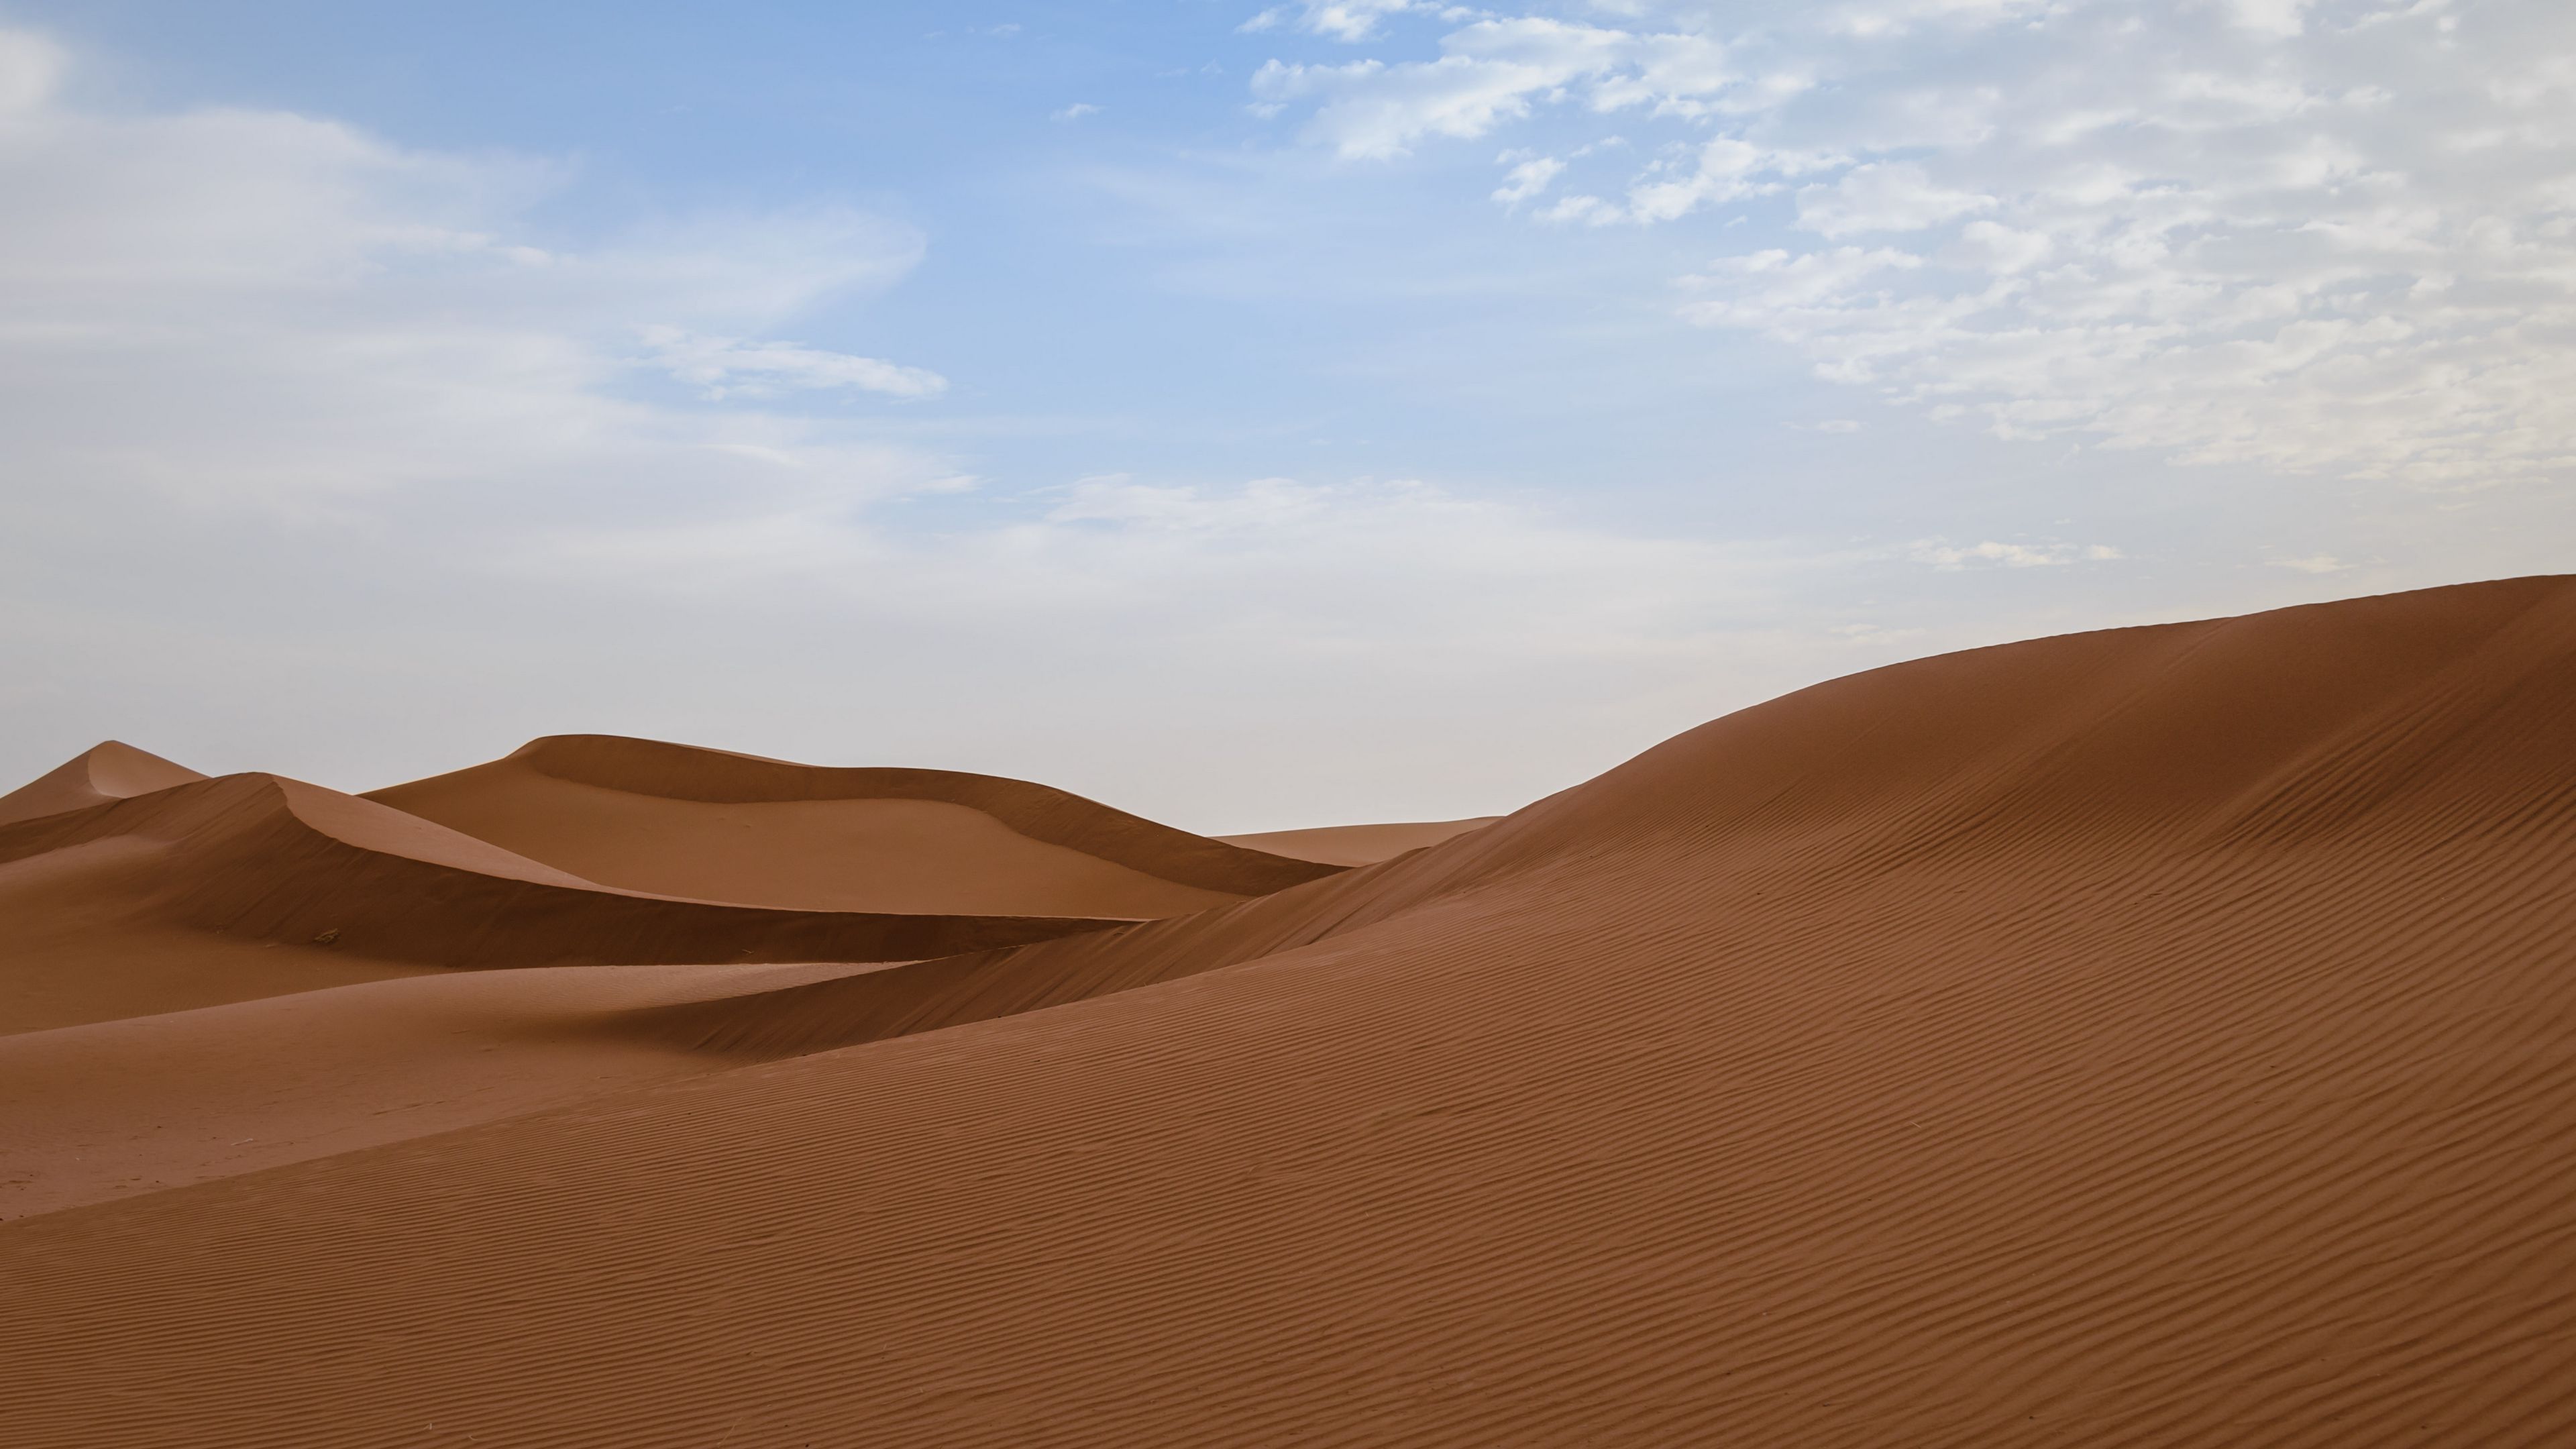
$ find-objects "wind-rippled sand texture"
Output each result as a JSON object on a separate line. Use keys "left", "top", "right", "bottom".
{"left": 5, "top": 576, "right": 2574, "bottom": 1446}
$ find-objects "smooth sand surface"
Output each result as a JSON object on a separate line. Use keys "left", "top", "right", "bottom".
{"left": 6, "top": 577, "right": 2576, "bottom": 1446}
{"left": 0, "top": 832, "right": 439, "bottom": 1035}
{"left": 369, "top": 734, "right": 1340, "bottom": 916}
{"left": 372, "top": 768, "right": 1248, "bottom": 917}
{"left": 1218, "top": 815, "right": 1503, "bottom": 865}
{"left": 0, "top": 741, "right": 205, "bottom": 828}
{"left": 0, "top": 959, "right": 861, "bottom": 1220}
{"left": 0, "top": 771, "right": 1120, "bottom": 1034}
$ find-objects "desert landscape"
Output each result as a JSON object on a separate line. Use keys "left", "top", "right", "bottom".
{"left": 5, "top": 575, "right": 2573, "bottom": 1445}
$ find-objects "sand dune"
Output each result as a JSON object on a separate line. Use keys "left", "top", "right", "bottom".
{"left": 0, "top": 959, "right": 859, "bottom": 1220}
{"left": 369, "top": 734, "right": 1342, "bottom": 917}
{"left": 6, "top": 577, "right": 2576, "bottom": 1446}
{"left": 0, "top": 741, "right": 205, "bottom": 828}
{"left": 0, "top": 769, "right": 1120, "bottom": 1033}
{"left": 1217, "top": 815, "right": 1501, "bottom": 865}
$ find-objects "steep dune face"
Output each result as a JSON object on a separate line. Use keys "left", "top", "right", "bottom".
{"left": 367, "top": 735, "right": 1341, "bottom": 917}
{"left": 7, "top": 577, "right": 2576, "bottom": 1447}
{"left": 0, "top": 773, "right": 1120, "bottom": 1033}
{"left": 0, "top": 742, "right": 205, "bottom": 828}
{"left": 0, "top": 828, "right": 435, "bottom": 1036}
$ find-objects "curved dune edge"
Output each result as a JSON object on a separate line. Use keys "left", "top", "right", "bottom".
{"left": 603, "top": 574, "right": 2576, "bottom": 1065}
{"left": 5, "top": 576, "right": 2576, "bottom": 1447}
{"left": 0, "top": 741, "right": 205, "bottom": 829}
{"left": 0, "top": 772, "right": 1123, "bottom": 979}
{"left": 370, "top": 735, "right": 1348, "bottom": 899}
{"left": 359, "top": 757, "right": 1256, "bottom": 919}
{"left": 0, "top": 857, "right": 439, "bottom": 1038}
{"left": 1216, "top": 816, "right": 1503, "bottom": 866}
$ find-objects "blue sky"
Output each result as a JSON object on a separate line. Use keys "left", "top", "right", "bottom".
{"left": 2, "top": 1, "right": 2569, "bottom": 829}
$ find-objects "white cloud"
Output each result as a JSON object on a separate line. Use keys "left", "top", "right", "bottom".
{"left": 1795, "top": 162, "right": 1992, "bottom": 237}
{"left": 2, "top": 25, "right": 1934, "bottom": 830}
{"left": 1250, "top": 17, "right": 1733, "bottom": 159}
{"left": 1491, "top": 154, "right": 1565, "bottom": 205}
{"left": 0, "top": 28, "right": 64, "bottom": 115}
{"left": 1257, "top": 0, "right": 2576, "bottom": 488}
{"left": 1044, "top": 474, "right": 1332, "bottom": 530}
{"left": 1823, "top": 0, "right": 2061, "bottom": 39}
{"left": 1630, "top": 139, "right": 1768, "bottom": 221}
{"left": 2215, "top": 0, "right": 2316, "bottom": 38}
{"left": 1053, "top": 102, "right": 1102, "bottom": 121}
{"left": 1913, "top": 540, "right": 2125, "bottom": 569}
{"left": 1948, "top": 219, "right": 2053, "bottom": 274}
{"left": 1682, "top": 246, "right": 1925, "bottom": 318}
{"left": 1534, "top": 138, "right": 1845, "bottom": 226}
{"left": 1242, "top": 1, "right": 1420, "bottom": 43}
{"left": 639, "top": 327, "right": 947, "bottom": 400}
{"left": 1829, "top": 621, "right": 1929, "bottom": 645}
{"left": 544, "top": 471, "right": 1815, "bottom": 667}
{"left": 0, "top": 25, "right": 949, "bottom": 525}
{"left": 2269, "top": 553, "right": 2354, "bottom": 574}
{"left": 1589, "top": 32, "right": 1739, "bottom": 117}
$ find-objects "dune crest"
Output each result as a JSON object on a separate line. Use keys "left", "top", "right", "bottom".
{"left": 7, "top": 578, "right": 2576, "bottom": 1447}
{"left": 0, "top": 741, "right": 206, "bottom": 828}
{"left": 1216, "top": 816, "right": 1503, "bottom": 866}
{"left": 366, "top": 734, "right": 1342, "bottom": 917}
{"left": 0, "top": 771, "right": 1122, "bottom": 1034}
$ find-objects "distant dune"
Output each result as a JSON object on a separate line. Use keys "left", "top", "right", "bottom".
{"left": 0, "top": 741, "right": 205, "bottom": 828}
{"left": 0, "top": 739, "right": 1327, "bottom": 1038}
{"left": 0, "top": 771, "right": 1120, "bottom": 1036}
{"left": 369, "top": 734, "right": 1340, "bottom": 916}
{"left": 6, "top": 577, "right": 2576, "bottom": 1447}
{"left": 1217, "top": 815, "right": 1501, "bottom": 865}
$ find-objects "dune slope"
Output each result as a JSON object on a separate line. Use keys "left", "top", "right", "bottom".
{"left": 1216, "top": 815, "right": 1502, "bottom": 865}
{"left": 0, "top": 959, "right": 861, "bottom": 1220}
{"left": 366, "top": 735, "right": 1342, "bottom": 917}
{"left": 6, "top": 577, "right": 2576, "bottom": 1447}
{"left": 0, "top": 741, "right": 205, "bottom": 828}
{"left": 0, "top": 773, "right": 1120, "bottom": 1033}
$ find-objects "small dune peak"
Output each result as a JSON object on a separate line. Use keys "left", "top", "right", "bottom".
{"left": 0, "top": 739, "right": 209, "bottom": 829}
{"left": 367, "top": 733, "right": 1348, "bottom": 910}
{"left": 77, "top": 741, "right": 209, "bottom": 800}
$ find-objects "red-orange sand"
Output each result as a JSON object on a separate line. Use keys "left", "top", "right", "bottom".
{"left": 1218, "top": 814, "right": 1501, "bottom": 865}
{"left": 367, "top": 735, "right": 1336, "bottom": 916}
{"left": 5, "top": 576, "right": 2575, "bottom": 1446}
{"left": 0, "top": 739, "right": 205, "bottom": 828}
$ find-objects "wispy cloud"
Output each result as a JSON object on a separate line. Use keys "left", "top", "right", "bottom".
{"left": 1912, "top": 540, "right": 2125, "bottom": 570}
{"left": 639, "top": 327, "right": 947, "bottom": 400}
{"left": 0, "top": 23, "right": 1927, "bottom": 825}
{"left": 1251, "top": 1, "right": 2576, "bottom": 490}
{"left": 2269, "top": 553, "right": 2355, "bottom": 574}
{"left": 1491, "top": 154, "right": 1564, "bottom": 206}
{"left": 1241, "top": 1, "right": 1420, "bottom": 43}
{"left": 1251, "top": 19, "right": 1661, "bottom": 160}
{"left": 0, "top": 24, "right": 945, "bottom": 521}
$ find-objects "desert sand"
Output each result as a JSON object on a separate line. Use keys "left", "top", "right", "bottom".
{"left": 5, "top": 576, "right": 2575, "bottom": 1446}
{"left": 0, "top": 739, "right": 205, "bottom": 828}
{"left": 1218, "top": 814, "right": 1502, "bottom": 865}
{"left": 368, "top": 734, "right": 1338, "bottom": 915}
